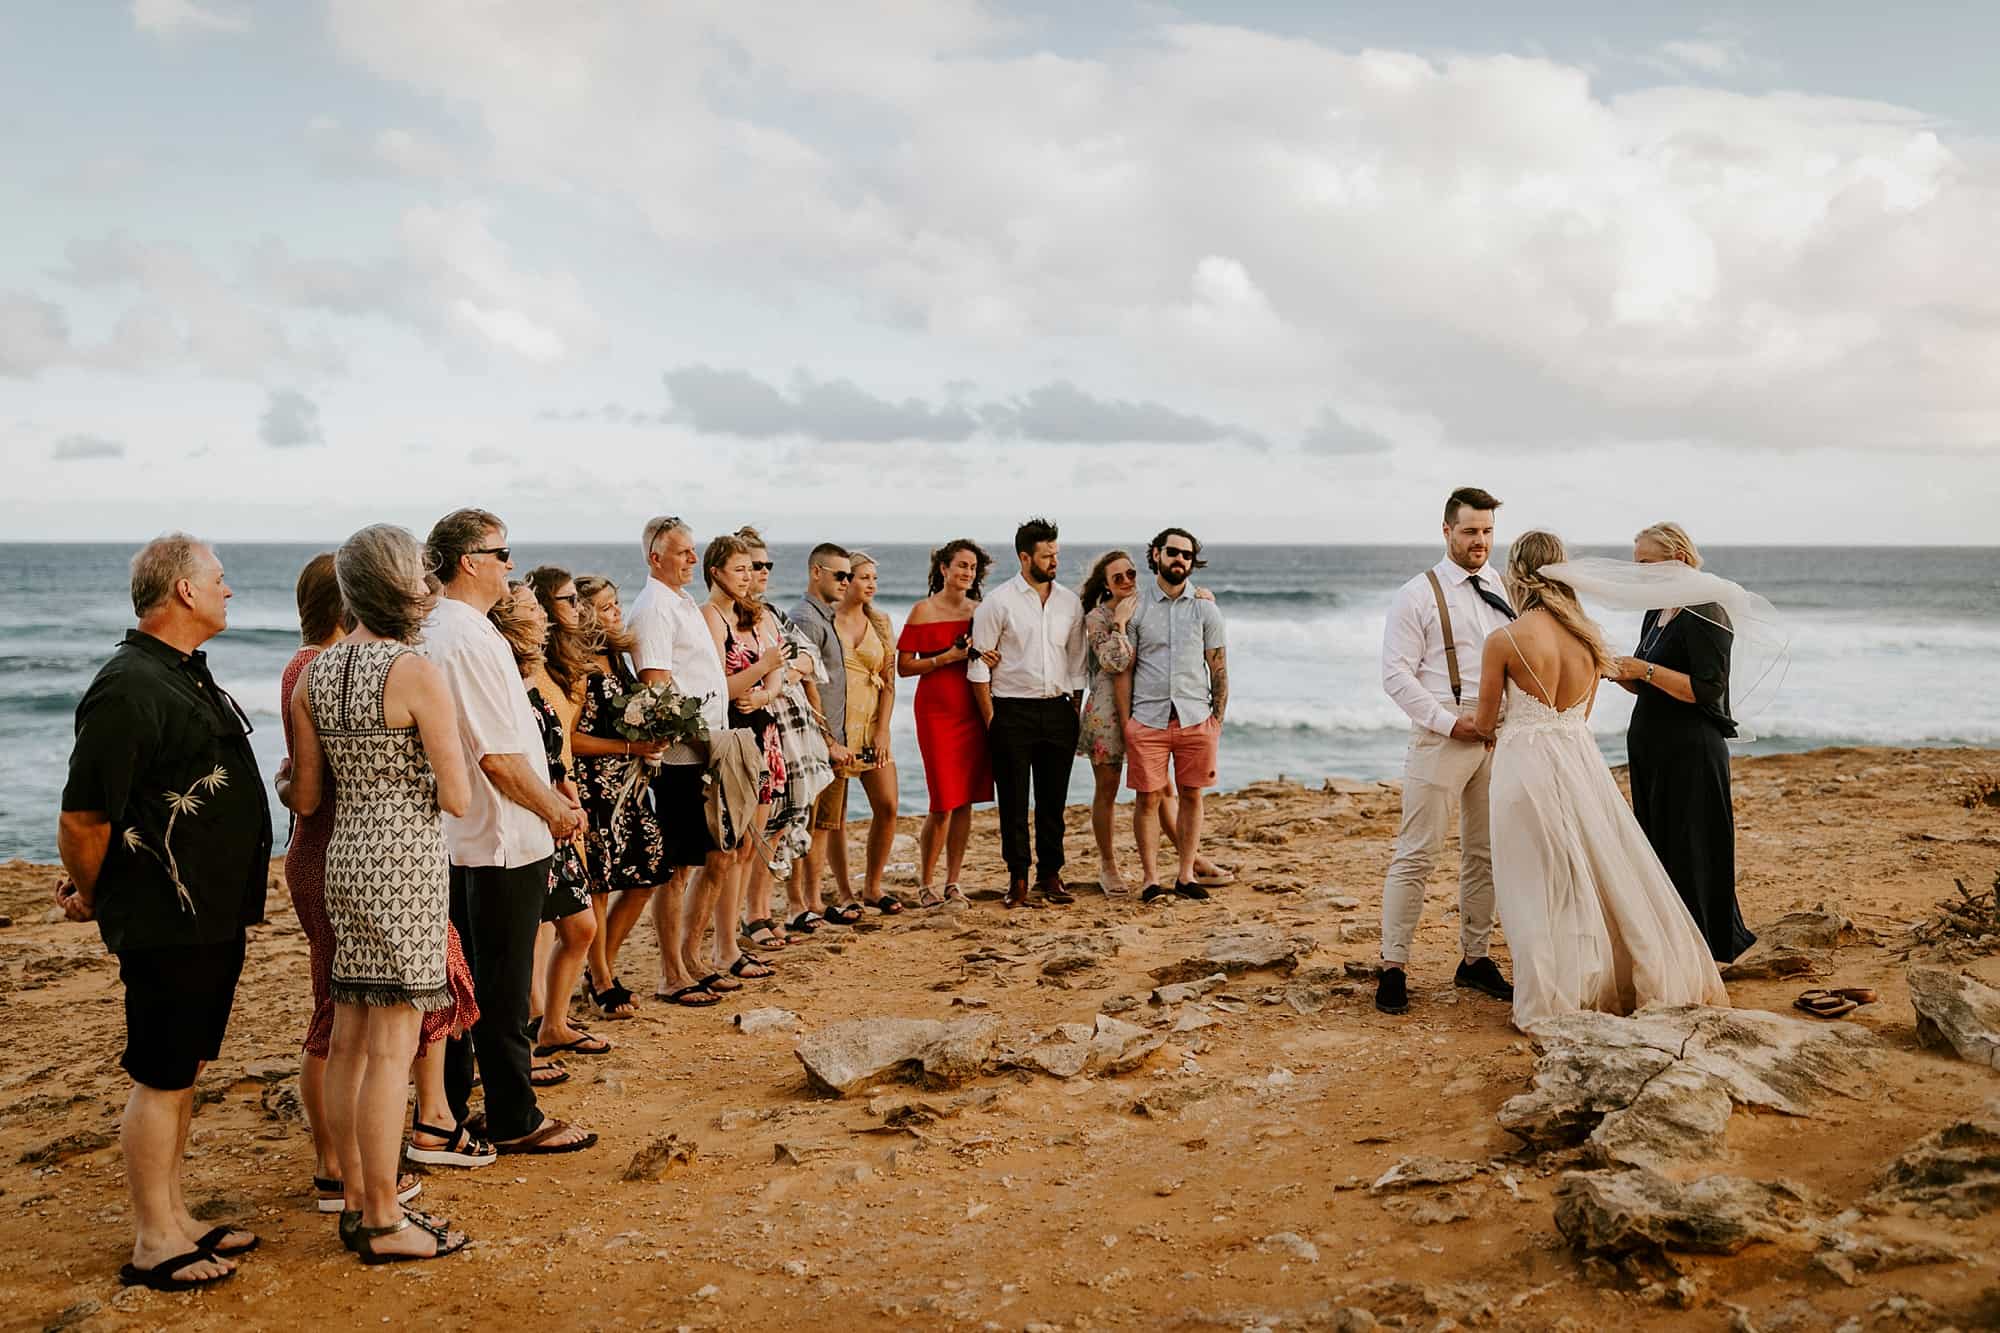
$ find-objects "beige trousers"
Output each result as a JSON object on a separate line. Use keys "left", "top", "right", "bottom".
{"left": 1379, "top": 713, "right": 1495, "bottom": 967}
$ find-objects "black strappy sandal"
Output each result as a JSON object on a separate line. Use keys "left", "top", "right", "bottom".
{"left": 729, "top": 954, "right": 776, "bottom": 979}
{"left": 787, "top": 911, "right": 821, "bottom": 934}
{"left": 872, "top": 895, "right": 904, "bottom": 915}
{"left": 405, "top": 1120, "right": 498, "bottom": 1168}
{"left": 353, "top": 1211, "right": 469, "bottom": 1265}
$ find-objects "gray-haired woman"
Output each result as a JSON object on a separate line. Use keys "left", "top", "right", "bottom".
{"left": 287, "top": 524, "right": 477, "bottom": 1263}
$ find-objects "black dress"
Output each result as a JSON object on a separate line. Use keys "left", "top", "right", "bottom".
{"left": 1628, "top": 605, "right": 1755, "bottom": 963}
{"left": 572, "top": 661, "right": 668, "bottom": 893}
{"left": 526, "top": 683, "right": 591, "bottom": 922}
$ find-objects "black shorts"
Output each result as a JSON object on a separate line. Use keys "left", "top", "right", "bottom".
{"left": 117, "top": 933, "right": 247, "bottom": 1091}
{"left": 652, "top": 762, "right": 717, "bottom": 867}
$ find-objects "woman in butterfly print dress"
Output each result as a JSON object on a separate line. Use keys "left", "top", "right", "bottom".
{"left": 568, "top": 575, "right": 683, "bottom": 1015}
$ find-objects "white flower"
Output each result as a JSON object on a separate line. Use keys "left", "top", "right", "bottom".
{"left": 622, "top": 703, "right": 645, "bottom": 726}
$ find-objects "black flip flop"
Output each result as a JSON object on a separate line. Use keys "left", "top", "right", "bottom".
{"left": 730, "top": 954, "right": 776, "bottom": 979}
{"left": 534, "top": 1033, "right": 612, "bottom": 1058}
{"left": 530, "top": 1061, "right": 570, "bottom": 1087}
{"left": 823, "top": 903, "right": 865, "bottom": 925}
{"left": 119, "top": 1250, "right": 234, "bottom": 1292}
{"left": 494, "top": 1118, "right": 599, "bottom": 1156}
{"left": 787, "top": 912, "right": 821, "bottom": 934}
{"left": 195, "top": 1226, "right": 259, "bottom": 1258}
{"left": 656, "top": 983, "right": 722, "bottom": 1007}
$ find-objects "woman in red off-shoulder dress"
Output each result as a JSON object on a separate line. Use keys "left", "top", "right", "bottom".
{"left": 896, "top": 539, "right": 997, "bottom": 905}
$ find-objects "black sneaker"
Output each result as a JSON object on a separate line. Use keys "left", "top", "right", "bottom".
{"left": 1374, "top": 966, "right": 1409, "bottom": 1015}
{"left": 1454, "top": 956, "right": 1514, "bottom": 1002}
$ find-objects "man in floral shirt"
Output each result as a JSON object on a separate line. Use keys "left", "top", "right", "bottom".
{"left": 57, "top": 533, "right": 271, "bottom": 1292}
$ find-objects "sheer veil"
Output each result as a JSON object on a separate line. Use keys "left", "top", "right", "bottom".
{"left": 1539, "top": 558, "right": 1790, "bottom": 742}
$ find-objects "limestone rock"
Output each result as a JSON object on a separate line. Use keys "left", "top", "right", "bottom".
{"left": 1553, "top": 1169, "right": 1816, "bottom": 1255}
{"left": 1150, "top": 973, "right": 1227, "bottom": 1006}
{"left": 1013, "top": 1015, "right": 1165, "bottom": 1079}
{"left": 1130, "top": 1081, "right": 1220, "bottom": 1118}
{"left": 17, "top": 1129, "right": 114, "bottom": 1165}
{"left": 621, "top": 1134, "right": 697, "bottom": 1181}
{"left": 1498, "top": 1006, "right": 1876, "bottom": 1163}
{"left": 1870, "top": 1115, "right": 2000, "bottom": 1216}
{"left": 793, "top": 1016, "right": 1000, "bottom": 1096}
{"left": 1148, "top": 927, "right": 1315, "bottom": 984}
{"left": 733, "top": 1007, "right": 801, "bottom": 1035}
{"left": 1720, "top": 906, "right": 1860, "bottom": 980}
{"left": 1371, "top": 1156, "right": 1482, "bottom": 1193}
{"left": 259, "top": 1077, "right": 305, "bottom": 1124}
{"left": 1907, "top": 966, "right": 2000, "bottom": 1069}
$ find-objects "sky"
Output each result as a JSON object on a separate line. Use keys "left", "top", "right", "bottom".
{"left": 2, "top": 1, "right": 1996, "bottom": 545}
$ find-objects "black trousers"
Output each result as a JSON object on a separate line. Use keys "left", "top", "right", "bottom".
{"left": 444, "top": 858, "right": 551, "bottom": 1141}
{"left": 987, "top": 696, "right": 1080, "bottom": 880}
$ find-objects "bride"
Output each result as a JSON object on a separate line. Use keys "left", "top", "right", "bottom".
{"left": 1472, "top": 531, "right": 1728, "bottom": 1031}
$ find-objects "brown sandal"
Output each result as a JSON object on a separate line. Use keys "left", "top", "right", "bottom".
{"left": 494, "top": 1118, "right": 598, "bottom": 1155}
{"left": 1793, "top": 989, "right": 1858, "bottom": 1019}
{"left": 1830, "top": 987, "right": 1879, "bottom": 1006}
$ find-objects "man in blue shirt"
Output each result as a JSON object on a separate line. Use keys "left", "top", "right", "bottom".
{"left": 1116, "top": 527, "right": 1227, "bottom": 901}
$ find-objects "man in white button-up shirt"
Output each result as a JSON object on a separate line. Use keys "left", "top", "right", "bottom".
{"left": 423, "top": 508, "right": 594, "bottom": 1155}
{"left": 968, "top": 517, "right": 1086, "bottom": 908}
{"left": 626, "top": 515, "right": 733, "bottom": 1007}
{"left": 1374, "top": 488, "right": 1517, "bottom": 1017}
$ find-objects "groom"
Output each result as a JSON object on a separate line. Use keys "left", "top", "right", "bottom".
{"left": 1375, "top": 487, "right": 1517, "bottom": 1015}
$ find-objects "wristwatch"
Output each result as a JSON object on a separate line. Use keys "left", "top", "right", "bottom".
{"left": 1643, "top": 663, "right": 1655, "bottom": 683}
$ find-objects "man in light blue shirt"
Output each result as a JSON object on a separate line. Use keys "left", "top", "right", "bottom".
{"left": 1116, "top": 527, "right": 1227, "bottom": 900}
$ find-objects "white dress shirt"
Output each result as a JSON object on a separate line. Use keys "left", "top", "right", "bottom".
{"left": 966, "top": 573, "right": 1086, "bottom": 699}
{"left": 1380, "top": 557, "right": 1516, "bottom": 737}
{"left": 420, "top": 597, "right": 557, "bottom": 869}
{"left": 627, "top": 576, "right": 728, "bottom": 740}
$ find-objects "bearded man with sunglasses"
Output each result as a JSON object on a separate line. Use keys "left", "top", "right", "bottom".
{"left": 1115, "top": 527, "right": 1227, "bottom": 902}
{"left": 787, "top": 543, "right": 862, "bottom": 924}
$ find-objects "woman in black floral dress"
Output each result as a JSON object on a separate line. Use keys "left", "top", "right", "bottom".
{"left": 568, "top": 576, "right": 693, "bottom": 1014}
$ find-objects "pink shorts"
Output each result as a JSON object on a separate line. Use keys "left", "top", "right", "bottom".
{"left": 1123, "top": 715, "right": 1219, "bottom": 793}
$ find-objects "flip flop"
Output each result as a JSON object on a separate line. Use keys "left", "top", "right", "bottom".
{"left": 494, "top": 1118, "right": 599, "bottom": 1156}
{"left": 119, "top": 1250, "right": 234, "bottom": 1291}
{"left": 729, "top": 954, "right": 776, "bottom": 979}
{"left": 530, "top": 1061, "right": 570, "bottom": 1087}
{"left": 787, "top": 912, "right": 821, "bottom": 934}
{"left": 823, "top": 903, "right": 865, "bottom": 925}
{"left": 194, "top": 1226, "right": 259, "bottom": 1258}
{"left": 1793, "top": 989, "right": 1859, "bottom": 1019}
{"left": 534, "top": 1033, "right": 612, "bottom": 1058}
{"left": 700, "top": 971, "right": 743, "bottom": 993}
{"left": 656, "top": 983, "right": 722, "bottom": 1007}
{"left": 740, "top": 917, "right": 787, "bottom": 949}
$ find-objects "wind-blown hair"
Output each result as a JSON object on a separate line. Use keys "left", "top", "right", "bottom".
{"left": 1505, "top": 530, "right": 1613, "bottom": 673}
{"left": 294, "top": 551, "right": 354, "bottom": 646}
{"left": 486, "top": 583, "right": 544, "bottom": 678}
{"left": 526, "top": 564, "right": 590, "bottom": 698}
{"left": 1078, "top": 549, "right": 1134, "bottom": 611}
{"left": 574, "top": 574, "right": 634, "bottom": 659}
{"left": 426, "top": 507, "right": 503, "bottom": 586}
{"left": 1634, "top": 521, "right": 1703, "bottom": 570}
{"left": 927, "top": 538, "right": 992, "bottom": 598}
{"left": 336, "top": 524, "right": 432, "bottom": 644}
{"left": 702, "top": 533, "right": 760, "bottom": 628}
{"left": 1014, "top": 516, "right": 1057, "bottom": 556}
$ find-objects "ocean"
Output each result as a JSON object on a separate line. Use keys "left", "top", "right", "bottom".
{"left": 2, "top": 542, "right": 1994, "bottom": 862}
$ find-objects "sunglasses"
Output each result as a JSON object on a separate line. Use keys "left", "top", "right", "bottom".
{"left": 1161, "top": 546, "right": 1195, "bottom": 560}
{"left": 552, "top": 592, "right": 579, "bottom": 604}
{"left": 831, "top": 570, "right": 854, "bottom": 582}
{"left": 751, "top": 561, "right": 774, "bottom": 572}
{"left": 1109, "top": 568, "right": 1137, "bottom": 582}
{"left": 469, "top": 545, "right": 512, "bottom": 563}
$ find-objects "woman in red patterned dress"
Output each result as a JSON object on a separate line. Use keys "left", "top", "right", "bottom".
{"left": 897, "top": 539, "right": 997, "bottom": 905}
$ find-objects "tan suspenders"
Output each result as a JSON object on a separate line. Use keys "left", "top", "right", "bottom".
{"left": 1425, "top": 569, "right": 1461, "bottom": 705}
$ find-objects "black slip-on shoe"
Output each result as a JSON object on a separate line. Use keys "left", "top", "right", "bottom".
{"left": 1374, "top": 966, "right": 1409, "bottom": 1015}
{"left": 1454, "top": 955, "right": 1515, "bottom": 1002}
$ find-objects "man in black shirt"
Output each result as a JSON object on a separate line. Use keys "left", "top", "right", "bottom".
{"left": 57, "top": 533, "right": 272, "bottom": 1292}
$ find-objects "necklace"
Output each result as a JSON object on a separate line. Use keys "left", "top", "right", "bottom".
{"left": 1637, "top": 609, "right": 1678, "bottom": 659}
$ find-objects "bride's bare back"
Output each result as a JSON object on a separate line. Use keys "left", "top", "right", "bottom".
{"left": 1474, "top": 609, "right": 1599, "bottom": 736}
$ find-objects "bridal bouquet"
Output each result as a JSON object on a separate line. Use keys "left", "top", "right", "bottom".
{"left": 604, "top": 678, "right": 711, "bottom": 823}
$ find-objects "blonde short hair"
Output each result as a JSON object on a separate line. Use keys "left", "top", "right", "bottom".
{"left": 1635, "top": 522, "right": 1702, "bottom": 569}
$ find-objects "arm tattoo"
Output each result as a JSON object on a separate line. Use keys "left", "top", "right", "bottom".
{"left": 1207, "top": 647, "right": 1228, "bottom": 723}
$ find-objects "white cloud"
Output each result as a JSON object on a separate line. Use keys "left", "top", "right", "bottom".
{"left": 304, "top": 116, "right": 463, "bottom": 182}
{"left": 259, "top": 388, "right": 324, "bottom": 448}
{"left": 319, "top": 6, "right": 2000, "bottom": 459}
{"left": 51, "top": 433, "right": 126, "bottom": 460}
{"left": 131, "top": 0, "right": 249, "bottom": 38}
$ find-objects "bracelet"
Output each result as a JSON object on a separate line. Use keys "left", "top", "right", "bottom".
{"left": 1644, "top": 663, "right": 1655, "bottom": 684}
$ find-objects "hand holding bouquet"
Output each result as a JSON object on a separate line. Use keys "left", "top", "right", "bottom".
{"left": 605, "top": 678, "right": 710, "bottom": 823}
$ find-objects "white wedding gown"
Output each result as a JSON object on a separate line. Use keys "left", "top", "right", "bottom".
{"left": 1490, "top": 678, "right": 1729, "bottom": 1031}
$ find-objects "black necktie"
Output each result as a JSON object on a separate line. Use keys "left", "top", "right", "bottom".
{"left": 1468, "top": 574, "right": 1517, "bottom": 621}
